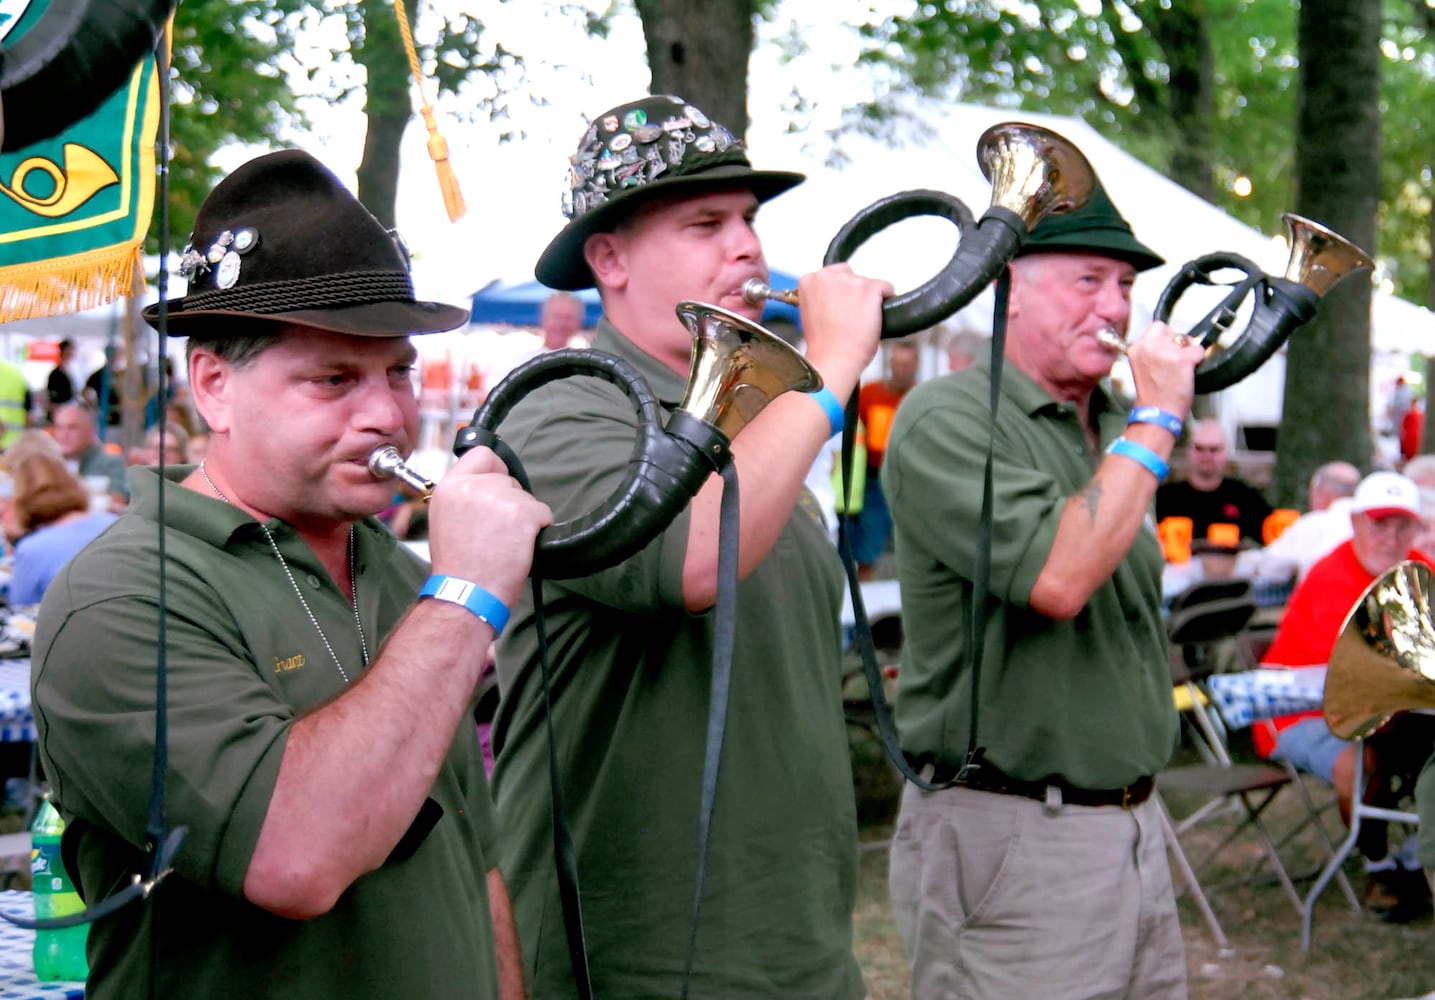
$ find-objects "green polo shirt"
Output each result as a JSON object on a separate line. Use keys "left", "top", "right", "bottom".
{"left": 881, "top": 356, "right": 1178, "bottom": 789}
{"left": 490, "top": 319, "right": 864, "bottom": 998}
{"left": 33, "top": 466, "right": 502, "bottom": 999}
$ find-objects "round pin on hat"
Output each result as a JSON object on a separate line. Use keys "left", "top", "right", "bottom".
{"left": 535, "top": 94, "right": 805, "bottom": 291}
{"left": 145, "top": 149, "right": 469, "bottom": 338}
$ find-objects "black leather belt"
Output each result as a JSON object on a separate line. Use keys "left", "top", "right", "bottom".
{"left": 927, "top": 760, "right": 1154, "bottom": 810}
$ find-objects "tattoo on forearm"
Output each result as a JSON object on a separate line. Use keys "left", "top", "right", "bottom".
{"left": 1078, "top": 482, "right": 1102, "bottom": 523}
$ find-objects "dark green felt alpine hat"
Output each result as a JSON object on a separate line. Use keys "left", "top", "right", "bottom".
{"left": 1017, "top": 176, "right": 1164, "bottom": 273}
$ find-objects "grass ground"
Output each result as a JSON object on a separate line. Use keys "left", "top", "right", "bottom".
{"left": 848, "top": 725, "right": 1435, "bottom": 1000}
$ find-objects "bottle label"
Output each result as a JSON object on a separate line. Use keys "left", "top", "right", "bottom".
{"left": 30, "top": 841, "right": 76, "bottom": 895}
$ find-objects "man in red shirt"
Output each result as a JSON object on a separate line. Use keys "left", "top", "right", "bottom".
{"left": 1261, "top": 470, "right": 1435, "bottom": 920}
{"left": 1401, "top": 400, "right": 1425, "bottom": 464}
{"left": 847, "top": 340, "right": 919, "bottom": 578}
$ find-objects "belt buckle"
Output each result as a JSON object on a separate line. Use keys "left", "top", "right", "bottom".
{"left": 1121, "top": 785, "right": 1134, "bottom": 810}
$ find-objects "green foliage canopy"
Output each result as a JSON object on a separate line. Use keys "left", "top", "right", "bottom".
{"left": 158, "top": 0, "right": 529, "bottom": 251}
{"left": 852, "top": 0, "right": 1435, "bottom": 304}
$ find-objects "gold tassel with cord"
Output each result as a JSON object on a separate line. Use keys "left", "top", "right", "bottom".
{"left": 393, "top": 0, "right": 465, "bottom": 222}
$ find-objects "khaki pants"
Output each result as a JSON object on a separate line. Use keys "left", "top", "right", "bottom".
{"left": 889, "top": 782, "right": 1187, "bottom": 1000}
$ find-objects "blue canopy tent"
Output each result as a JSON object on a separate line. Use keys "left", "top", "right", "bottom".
{"left": 469, "top": 281, "right": 602, "bottom": 327}
{"left": 469, "top": 270, "right": 803, "bottom": 333}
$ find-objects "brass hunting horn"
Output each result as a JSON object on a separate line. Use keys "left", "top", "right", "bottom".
{"left": 1133, "top": 213, "right": 1373, "bottom": 394}
{"left": 442, "top": 303, "right": 819, "bottom": 579}
{"left": 1324, "top": 561, "right": 1435, "bottom": 741}
{"left": 742, "top": 122, "right": 1096, "bottom": 337}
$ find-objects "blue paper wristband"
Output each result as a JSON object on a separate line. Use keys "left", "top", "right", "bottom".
{"left": 1107, "top": 437, "right": 1169, "bottom": 483}
{"left": 420, "top": 575, "right": 511, "bottom": 636}
{"left": 1127, "top": 406, "right": 1184, "bottom": 438}
{"left": 809, "top": 385, "right": 846, "bottom": 438}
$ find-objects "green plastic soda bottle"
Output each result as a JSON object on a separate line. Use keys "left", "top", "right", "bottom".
{"left": 30, "top": 794, "right": 88, "bottom": 981}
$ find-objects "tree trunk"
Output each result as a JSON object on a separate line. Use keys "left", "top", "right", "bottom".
{"left": 1422, "top": 354, "right": 1435, "bottom": 456}
{"left": 1423, "top": 201, "right": 1435, "bottom": 453}
{"left": 1148, "top": 0, "right": 1217, "bottom": 202}
{"left": 1275, "top": 0, "right": 1379, "bottom": 506}
{"left": 635, "top": 0, "right": 754, "bottom": 140}
{"left": 354, "top": 2, "right": 416, "bottom": 228}
{"left": 1147, "top": 0, "right": 1218, "bottom": 420}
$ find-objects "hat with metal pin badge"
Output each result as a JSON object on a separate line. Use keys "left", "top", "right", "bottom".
{"left": 144, "top": 149, "right": 469, "bottom": 338}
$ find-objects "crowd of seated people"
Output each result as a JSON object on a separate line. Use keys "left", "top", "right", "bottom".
{"left": 1256, "top": 472, "right": 1435, "bottom": 922}
{"left": 2, "top": 451, "right": 119, "bottom": 606}
{"left": 1157, "top": 419, "right": 1273, "bottom": 547}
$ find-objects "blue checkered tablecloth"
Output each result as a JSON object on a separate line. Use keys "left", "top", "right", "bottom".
{"left": 1205, "top": 666, "right": 1327, "bottom": 730}
{"left": 0, "top": 892, "right": 84, "bottom": 998}
{"left": 0, "top": 662, "right": 31, "bottom": 744}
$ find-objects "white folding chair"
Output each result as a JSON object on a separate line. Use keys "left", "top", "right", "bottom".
{"left": 1301, "top": 736, "right": 1419, "bottom": 952}
{"left": 1160, "top": 594, "right": 1357, "bottom": 941}
{"left": 1159, "top": 595, "right": 1302, "bottom": 940}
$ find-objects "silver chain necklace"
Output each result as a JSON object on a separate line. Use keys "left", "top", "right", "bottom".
{"left": 199, "top": 460, "right": 369, "bottom": 683}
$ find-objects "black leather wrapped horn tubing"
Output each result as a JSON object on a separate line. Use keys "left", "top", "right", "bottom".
{"left": 1154, "top": 252, "right": 1318, "bottom": 394}
{"left": 823, "top": 190, "right": 1027, "bottom": 338}
{"left": 0, "top": 0, "right": 175, "bottom": 151}
{"left": 455, "top": 348, "right": 729, "bottom": 580}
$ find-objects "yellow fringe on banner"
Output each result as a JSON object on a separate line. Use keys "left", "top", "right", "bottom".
{"left": 393, "top": 0, "right": 466, "bottom": 223}
{"left": 0, "top": 240, "right": 143, "bottom": 323}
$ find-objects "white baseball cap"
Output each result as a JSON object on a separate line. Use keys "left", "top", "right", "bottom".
{"left": 1351, "top": 471, "right": 1421, "bottom": 519}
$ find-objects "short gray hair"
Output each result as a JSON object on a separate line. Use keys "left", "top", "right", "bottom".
{"left": 1310, "top": 460, "right": 1361, "bottom": 498}
{"left": 945, "top": 329, "right": 988, "bottom": 363}
{"left": 1404, "top": 454, "right": 1435, "bottom": 488}
{"left": 184, "top": 326, "right": 287, "bottom": 370}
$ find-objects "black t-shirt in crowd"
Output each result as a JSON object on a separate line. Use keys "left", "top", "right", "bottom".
{"left": 1155, "top": 477, "right": 1274, "bottom": 545}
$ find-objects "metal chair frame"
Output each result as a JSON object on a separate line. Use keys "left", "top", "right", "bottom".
{"left": 1300, "top": 736, "right": 1419, "bottom": 952}
{"left": 1159, "top": 587, "right": 1356, "bottom": 943}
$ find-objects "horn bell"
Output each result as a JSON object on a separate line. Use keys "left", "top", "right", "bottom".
{"left": 1324, "top": 561, "right": 1435, "bottom": 741}
{"left": 1280, "top": 212, "right": 1374, "bottom": 299}
{"left": 674, "top": 302, "right": 822, "bottom": 442}
{"left": 977, "top": 123, "right": 1096, "bottom": 231}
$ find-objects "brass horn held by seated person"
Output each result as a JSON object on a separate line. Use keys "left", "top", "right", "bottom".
{"left": 1324, "top": 561, "right": 1435, "bottom": 742}
{"left": 1152, "top": 213, "right": 1373, "bottom": 394}
{"left": 452, "top": 305, "right": 820, "bottom": 580}
{"left": 742, "top": 122, "right": 1096, "bottom": 338}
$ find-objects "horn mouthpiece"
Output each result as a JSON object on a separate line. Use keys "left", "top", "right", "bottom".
{"left": 368, "top": 445, "right": 435, "bottom": 497}
{"left": 741, "top": 278, "right": 800, "bottom": 307}
{"left": 1096, "top": 327, "right": 1129, "bottom": 354}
